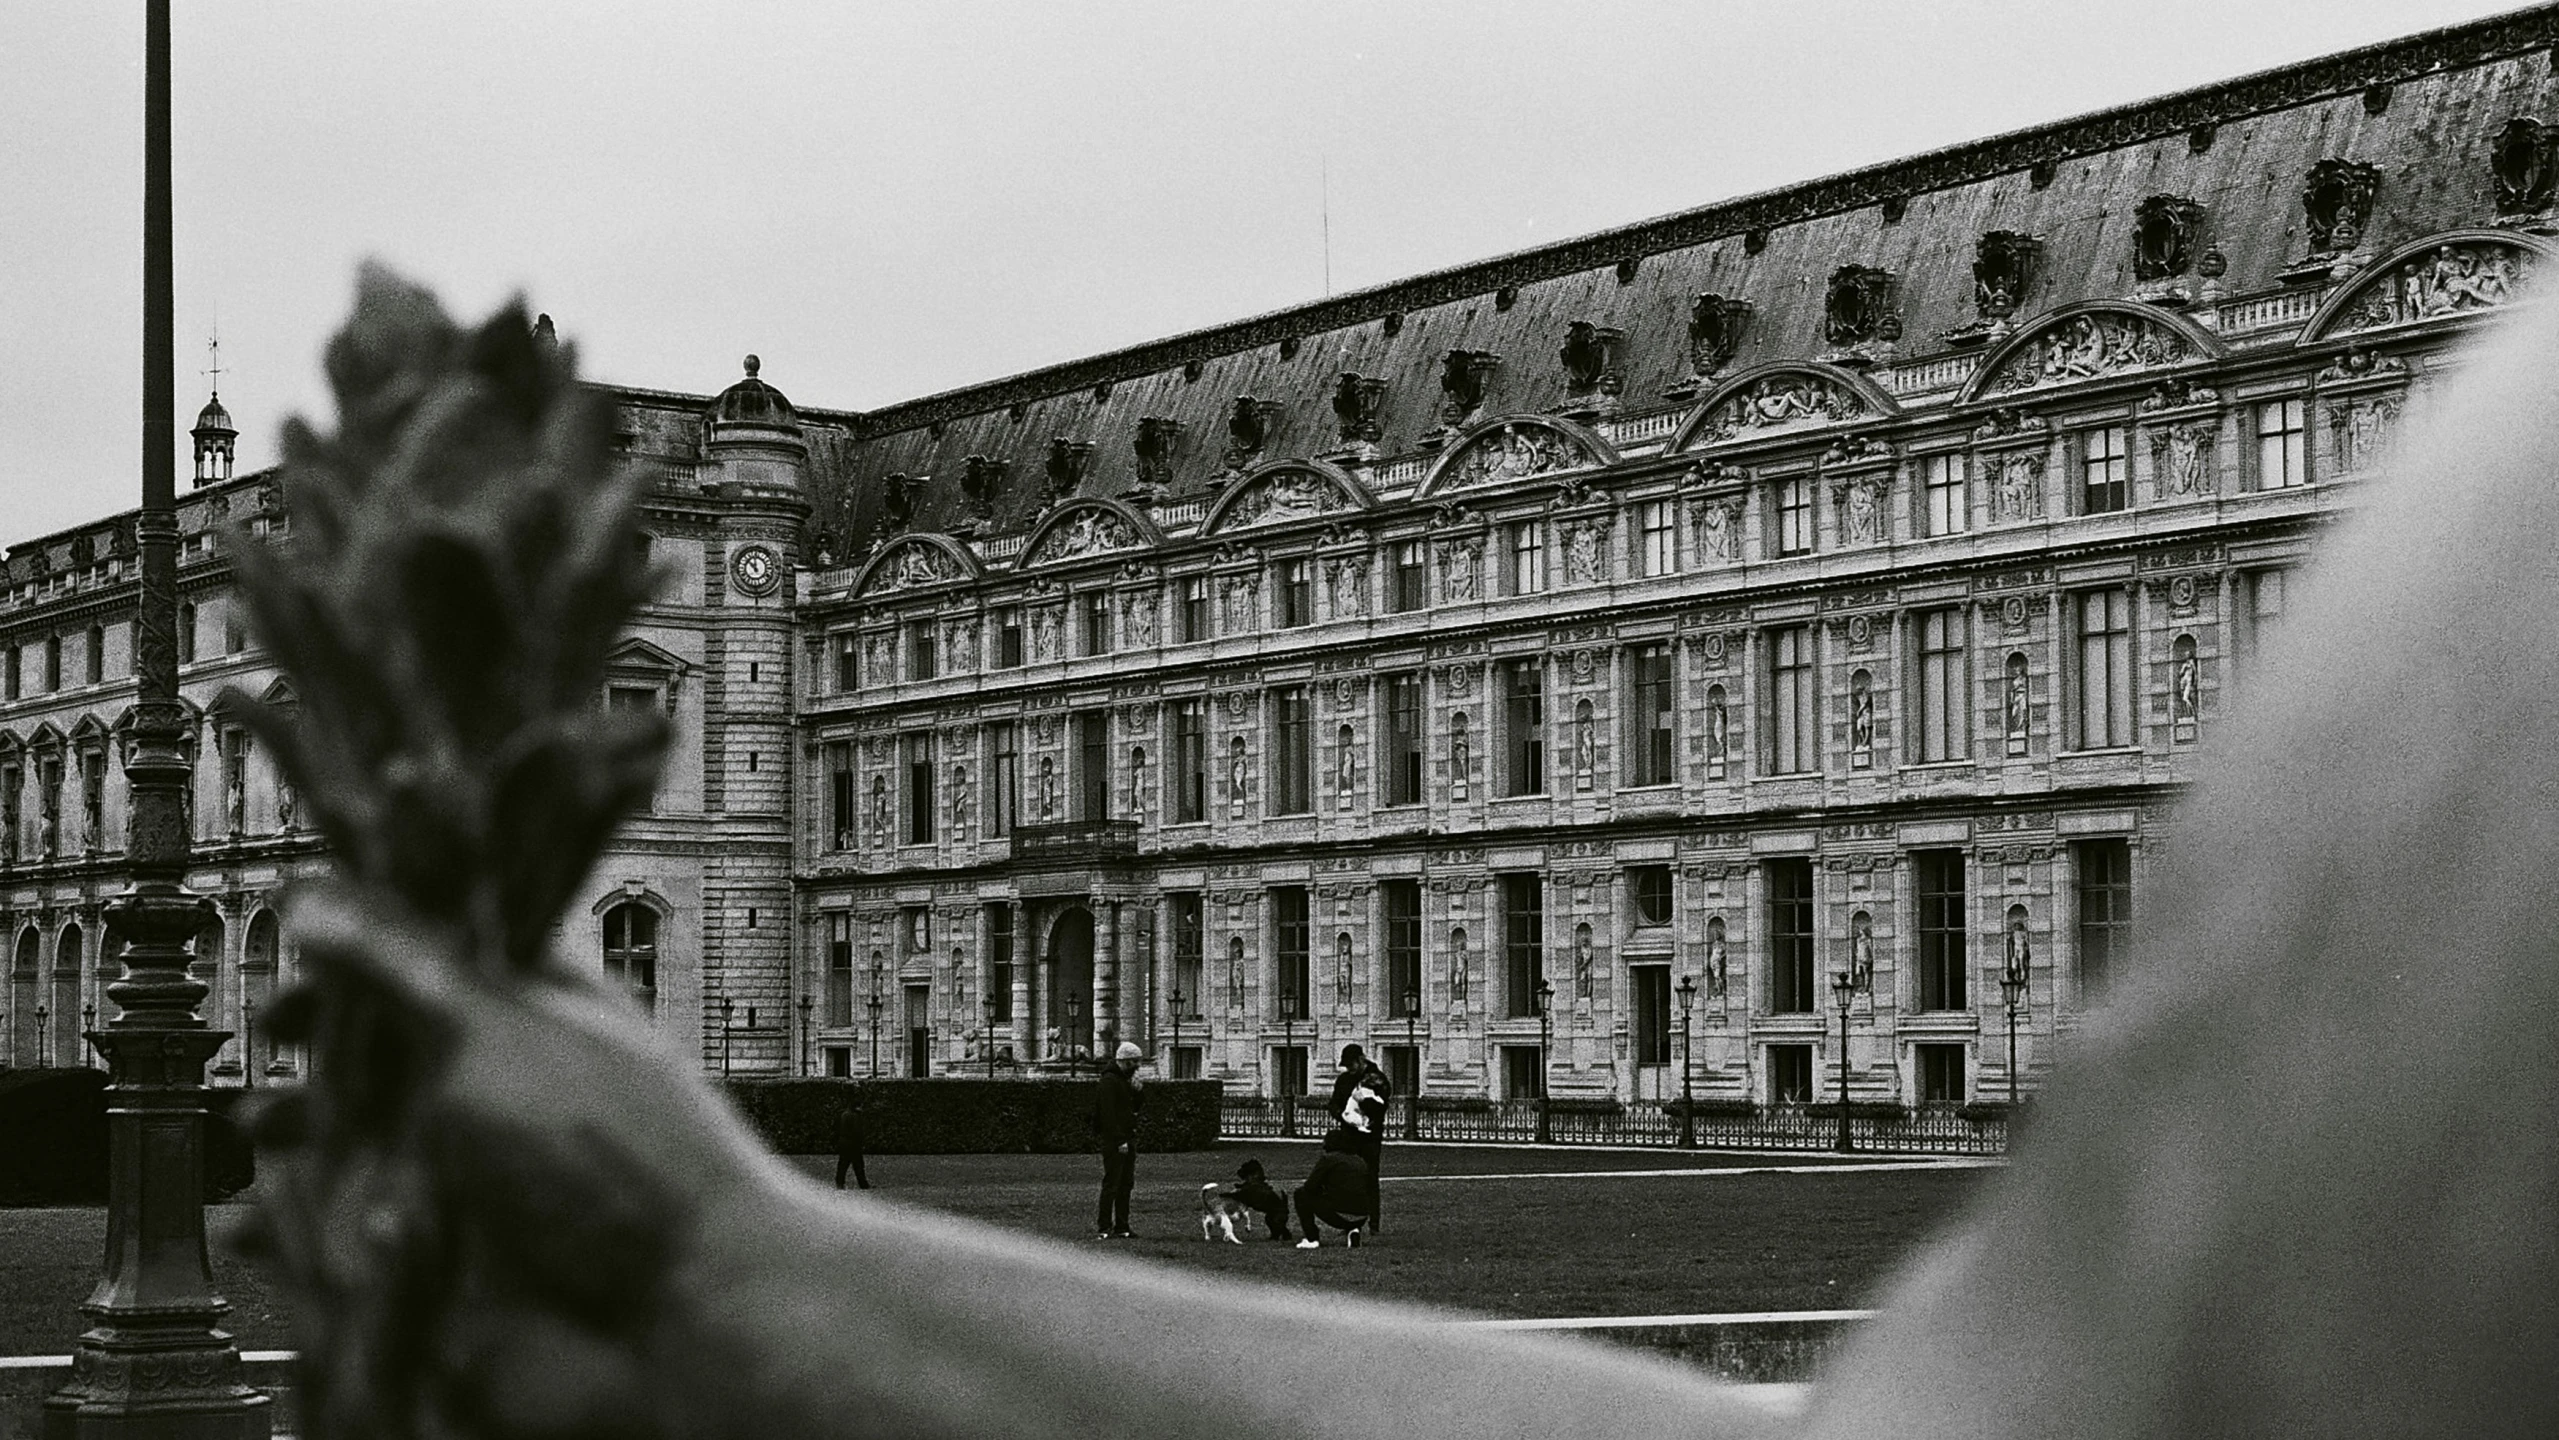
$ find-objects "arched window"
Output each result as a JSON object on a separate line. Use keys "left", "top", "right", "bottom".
{"left": 53, "top": 923, "right": 83, "bottom": 1068}
{"left": 10, "top": 929, "right": 37, "bottom": 1066}
{"left": 603, "top": 903, "right": 660, "bottom": 1015}
{"left": 244, "top": 910, "right": 281, "bottom": 1079}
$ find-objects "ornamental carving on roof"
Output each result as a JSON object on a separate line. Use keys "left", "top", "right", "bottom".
{"left": 1214, "top": 468, "right": 1353, "bottom": 531}
{"left": 1021, "top": 506, "right": 1141, "bottom": 568}
{"left": 1686, "top": 373, "right": 1871, "bottom": 447}
{"left": 1982, "top": 311, "right": 2192, "bottom": 395}
{"left": 1437, "top": 423, "right": 1592, "bottom": 490}
{"left": 2328, "top": 241, "right": 2538, "bottom": 335}
{"left": 857, "top": 539, "right": 967, "bottom": 596}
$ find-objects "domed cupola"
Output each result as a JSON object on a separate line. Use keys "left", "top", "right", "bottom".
{"left": 191, "top": 390, "right": 236, "bottom": 487}
{"left": 704, "top": 354, "right": 807, "bottom": 497}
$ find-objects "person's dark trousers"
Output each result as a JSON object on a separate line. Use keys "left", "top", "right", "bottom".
{"left": 1098, "top": 1146, "right": 1136, "bottom": 1233}
{"left": 835, "top": 1151, "right": 870, "bottom": 1190}
{"left": 1353, "top": 1135, "right": 1383, "bottom": 1232}
{"left": 1292, "top": 1186, "right": 1368, "bottom": 1243}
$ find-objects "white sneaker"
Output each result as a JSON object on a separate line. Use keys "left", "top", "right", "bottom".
{"left": 1296, "top": 1238, "right": 1320, "bottom": 1250}
{"left": 1348, "top": 1230, "right": 1364, "bottom": 1249}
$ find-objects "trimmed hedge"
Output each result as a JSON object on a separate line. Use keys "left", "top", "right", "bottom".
{"left": 722, "top": 1077, "right": 1222, "bottom": 1155}
{"left": 0, "top": 1068, "right": 254, "bottom": 1206}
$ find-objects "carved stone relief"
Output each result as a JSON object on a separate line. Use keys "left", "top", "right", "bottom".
{"left": 1989, "top": 451, "right": 2048, "bottom": 522}
{"left": 1022, "top": 508, "right": 1141, "bottom": 568}
{"left": 1439, "top": 424, "right": 1589, "bottom": 490}
{"left": 2328, "top": 395, "right": 2404, "bottom": 475}
{"left": 1983, "top": 312, "right": 2192, "bottom": 395}
{"left": 2330, "top": 241, "right": 2538, "bottom": 335}
{"left": 1437, "top": 538, "right": 1483, "bottom": 602}
{"left": 1323, "top": 556, "right": 1369, "bottom": 618}
{"left": 1220, "top": 469, "right": 1350, "bottom": 530}
{"left": 1561, "top": 520, "right": 1608, "bottom": 585}
{"left": 1834, "top": 475, "right": 1889, "bottom": 546}
{"left": 2150, "top": 424, "right": 2216, "bottom": 499}
{"left": 863, "top": 542, "right": 962, "bottom": 595}
{"left": 1218, "top": 573, "right": 1261, "bottom": 631}
{"left": 1122, "top": 592, "right": 1159, "bottom": 647}
{"left": 1687, "top": 374, "right": 1871, "bottom": 447}
{"left": 1691, "top": 496, "right": 1744, "bottom": 562}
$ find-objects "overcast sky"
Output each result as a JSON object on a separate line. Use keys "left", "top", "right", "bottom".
{"left": 0, "top": 0, "right": 2529, "bottom": 542}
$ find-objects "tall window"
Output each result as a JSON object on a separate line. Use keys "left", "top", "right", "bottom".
{"left": 826, "top": 913, "right": 854, "bottom": 1026}
{"left": 1271, "top": 687, "right": 1312, "bottom": 815}
{"left": 833, "top": 633, "right": 860, "bottom": 692}
{"left": 84, "top": 626, "right": 103, "bottom": 685}
{"left": 2, "top": 645, "right": 15, "bottom": 700}
{"left": 1172, "top": 699, "right": 1208, "bottom": 823}
{"left": 1922, "top": 453, "right": 1967, "bottom": 536}
{"left": 906, "top": 619, "right": 938, "bottom": 681}
{"left": 2081, "top": 425, "right": 2130, "bottom": 514}
{"left": 1383, "top": 672, "right": 1424, "bottom": 806}
{"left": 1179, "top": 577, "right": 1210, "bottom": 643}
{"left": 1076, "top": 711, "right": 1110, "bottom": 820}
{"left": 903, "top": 732, "right": 935, "bottom": 844}
{"left": 1914, "top": 607, "right": 1968, "bottom": 763}
{"left": 825, "top": 741, "right": 854, "bottom": 848}
{"left": 1501, "top": 659, "right": 1544, "bottom": 795}
{"left": 1383, "top": 879, "right": 1422, "bottom": 1016}
{"left": 2240, "top": 568, "right": 2288, "bottom": 674}
{"left": 1774, "top": 475, "right": 1814, "bottom": 556}
{"left": 1770, "top": 1044, "right": 1814, "bottom": 1104}
{"left": 2076, "top": 590, "right": 2133, "bottom": 749}
{"left": 1501, "top": 874, "right": 1544, "bottom": 1018}
{"left": 602, "top": 903, "right": 659, "bottom": 1016}
{"left": 180, "top": 603, "right": 197, "bottom": 664}
{"left": 1769, "top": 625, "right": 1815, "bottom": 774}
{"left": 1169, "top": 893, "right": 1203, "bottom": 1017}
{"left": 1277, "top": 560, "right": 1314, "bottom": 628}
{"left": 995, "top": 607, "right": 1025, "bottom": 668}
{"left": 1625, "top": 642, "right": 1675, "bottom": 786}
{"left": 1768, "top": 857, "right": 1815, "bottom": 1013}
{"left": 2077, "top": 838, "right": 2134, "bottom": 995}
{"left": 988, "top": 721, "right": 1019, "bottom": 837}
{"left": 1081, "top": 592, "right": 1113, "bottom": 655}
{"left": 1391, "top": 541, "right": 1428, "bottom": 612}
{"left": 1916, "top": 1044, "right": 1966, "bottom": 1106}
{"left": 2257, "top": 397, "right": 2308, "bottom": 489}
{"left": 1637, "top": 500, "right": 1677, "bottom": 577}
{"left": 1273, "top": 886, "right": 1311, "bottom": 1021}
{"left": 1509, "top": 522, "right": 1546, "bottom": 595}
{"left": 44, "top": 636, "right": 61, "bottom": 692}
{"left": 1631, "top": 965, "right": 1671, "bottom": 1065}
{"left": 1915, "top": 850, "right": 1967, "bottom": 1011}
{"left": 987, "top": 905, "right": 1014, "bottom": 1022}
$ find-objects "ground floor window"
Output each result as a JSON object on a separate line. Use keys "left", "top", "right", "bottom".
{"left": 1272, "top": 1044, "right": 1308, "bottom": 1100}
{"left": 1629, "top": 963, "right": 1671, "bottom": 1065}
{"left": 1170, "top": 1045, "right": 1203, "bottom": 1080}
{"left": 1769, "top": 1043, "right": 1814, "bottom": 1105}
{"left": 1383, "top": 1043, "right": 1419, "bottom": 1103}
{"left": 1916, "top": 1043, "right": 1967, "bottom": 1107}
{"left": 824, "top": 1046, "right": 851, "bottom": 1077}
{"left": 1500, "top": 1043, "right": 1544, "bottom": 1101}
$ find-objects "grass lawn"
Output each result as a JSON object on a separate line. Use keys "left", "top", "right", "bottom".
{"left": 0, "top": 1142, "right": 1995, "bottom": 1355}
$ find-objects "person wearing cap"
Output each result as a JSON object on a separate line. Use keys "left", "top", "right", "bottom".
{"left": 1095, "top": 1039, "right": 1146, "bottom": 1238}
{"left": 1327, "top": 1043, "right": 1392, "bottom": 1232}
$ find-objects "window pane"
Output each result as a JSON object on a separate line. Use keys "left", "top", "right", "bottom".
{"left": 1768, "top": 858, "right": 1814, "bottom": 1012}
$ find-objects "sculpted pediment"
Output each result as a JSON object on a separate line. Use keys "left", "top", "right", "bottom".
{"left": 1017, "top": 500, "right": 1157, "bottom": 569}
{"left": 854, "top": 535, "right": 978, "bottom": 596}
{"left": 1201, "top": 461, "right": 1370, "bottom": 535}
{"left": 2308, "top": 232, "right": 2548, "bottom": 341}
{"left": 1967, "top": 304, "right": 2215, "bottom": 400}
{"left": 1421, "top": 417, "right": 1612, "bottom": 496}
{"left": 1676, "top": 365, "right": 1892, "bottom": 451}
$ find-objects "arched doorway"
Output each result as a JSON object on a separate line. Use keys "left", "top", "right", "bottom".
{"left": 11, "top": 929, "right": 39, "bottom": 1067}
{"left": 1048, "top": 906, "right": 1095, "bottom": 1063}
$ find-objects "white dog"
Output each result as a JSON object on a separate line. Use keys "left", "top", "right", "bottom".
{"left": 1197, "top": 1183, "right": 1255, "bottom": 1244}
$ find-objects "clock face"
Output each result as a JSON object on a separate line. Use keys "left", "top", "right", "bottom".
{"left": 730, "top": 544, "right": 780, "bottom": 596}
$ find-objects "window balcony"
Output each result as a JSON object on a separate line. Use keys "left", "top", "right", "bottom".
{"left": 1013, "top": 818, "right": 1141, "bottom": 863}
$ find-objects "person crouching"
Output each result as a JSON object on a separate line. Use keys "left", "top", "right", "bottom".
{"left": 1293, "top": 1129, "right": 1374, "bottom": 1249}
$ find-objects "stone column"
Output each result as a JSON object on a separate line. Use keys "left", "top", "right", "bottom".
{"left": 1024, "top": 902, "right": 1046, "bottom": 1063}
{"left": 1096, "top": 897, "right": 1120, "bottom": 1052}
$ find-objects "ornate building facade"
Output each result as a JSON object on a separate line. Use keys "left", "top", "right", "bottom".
{"left": 6, "top": 10, "right": 2556, "bottom": 1104}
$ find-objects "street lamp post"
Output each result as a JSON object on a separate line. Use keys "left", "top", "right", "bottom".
{"left": 2001, "top": 960, "right": 2030, "bottom": 1109}
{"left": 83, "top": 1002, "right": 97, "bottom": 1068}
{"left": 1280, "top": 992, "right": 1299, "bottom": 1138}
{"left": 1676, "top": 974, "right": 1697, "bottom": 1149}
{"left": 1533, "top": 979, "right": 1554, "bottom": 1145}
{"left": 982, "top": 995, "right": 998, "bottom": 1079}
{"left": 1401, "top": 986, "right": 1420, "bottom": 1142}
{"left": 1830, "top": 967, "right": 1869, "bottom": 1154}
{"left": 865, "top": 985, "right": 884, "bottom": 1080}
{"left": 1066, "top": 992, "right": 1084, "bottom": 1080}
{"left": 35, "top": 1005, "right": 48, "bottom": 1068}
{"left": 719, "top": 995, "right": 735, "bottom": 1078}
{"left": 241, "top": 996, "right": 255, "bottom": 1089}
{"left": 1167, "top": 986, "right": 1184, "bottom": 1078}
{"left": 798, "top": 992, "right": 813, "bottom": 1077}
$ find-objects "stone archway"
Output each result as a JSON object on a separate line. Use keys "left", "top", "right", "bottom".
{"left": 1047, "top": 906, "right": 1095, "bottom": 1062}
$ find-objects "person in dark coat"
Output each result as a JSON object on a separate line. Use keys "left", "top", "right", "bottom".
{"left": 1292, "top": 1129, "right": 1374, "bottom": 1249}
{"left": 1225, "top": 1158, "right": 1292, "bottom": 1242}
{"left": 1327, "top": 1044, "right": 1392, "bottom": 1231}
{"left": 1095, "top": 1040, "right": 1145, "bottom": 1238}
{"left": 834, "top": 1097, "right": 870, "bottom": 1191}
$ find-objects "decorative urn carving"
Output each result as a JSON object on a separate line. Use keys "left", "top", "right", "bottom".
{"left": 1222, "top": 396, "right": 1284, "bottom": 470}
{"left": 959, "top": 455, "right": 1005, "bottom": 524}
{"left": 2493, "top": 117, "right": 2559, "bottom": 223}
{"left": 1820, "top": 266, "right": 1897, "bottom": 366}
{"left": 2289, "top": 159, "right": 2382, "bottom": 280}
{"left": 1329, "top": 373, "right": 1387, "bottom": 459}
{"left": 1556, "top": 322, "right": 1625, "bottom": 419}
{"left": 1042, "top": 438, "right": 1093, "bottom": 505}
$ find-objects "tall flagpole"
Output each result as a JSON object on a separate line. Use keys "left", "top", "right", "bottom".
{"left": 46, "top": 5, "right": 270, "bottom": 1434}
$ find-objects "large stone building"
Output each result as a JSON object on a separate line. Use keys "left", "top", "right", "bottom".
{"left": 6, "top": 10, "right": 2555, "bottom": 1106}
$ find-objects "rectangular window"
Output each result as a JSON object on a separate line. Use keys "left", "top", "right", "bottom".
{"left": 1916, "top": 1044, "right": 1967, "bottom": 1107}
{"left": 1500, "top": 1044, "right": 1545, "bottom": 1101}
{"left": 1383, "top": 672, "right": 1424, "bottom": 806}
{"left": 1774, "top": 475, "right": 1814, "bottom": 556}
{"left": 180, "top": 604, "right": 197, "bottom": 664}
{"left": 906, "top": 620, "right": 938, "bottom": 681}
{"left": 988, "top": 721, "right": 1019, "bottom": 838}
{"left": 1273, "top": 1046, "right": 1309, "bottom": 1099}
{"left": 2081, "top": 425, "right": 2129, "bottom": 514}
{"left": 84, "top": 626, "right": 102, "bottom": 685}
{"left": 1915, "top": 849, "right": 1967, "bottom": 1011}
{"left": 1769, "top": 1044, "right": 1814, "bottom": 1105}
{"left": 1391, "top": 541, "right": 1428, "bottom": 613}
{"left": 1179, "top": 577, "right": 1210, "bottom": 643}
{"left": 2076, "top": 837, "right": 2134, "bottom": 996}
{"left": 1076, "top": 711, "right": 1110, "bottom": 821}
{"left": 1277, "top": 560, "right": 1314, "bottom": 628}
{"left": 825, "top": 740, "right": 855, "bottom": 848}
{"left": 1768, "top": 857, "right": 1815, "bottom": 1013}
{"left": 44, "top": 636, "right": 61, "bottom": 692}
{"left": 987, "top": 905, "right": 1015, "bottom": 1023}
{"left": 903, "top": 732, "right": 935, "bottom": 844}
{"left": 1915, "top": 607, "right": 1968, "bottom": 764}
{"left": 2075, "top": 590, "right": 2133, "bottom": 749}
{"left": 1383, "top": 878, "right": 1422, "bottom": 1016}
{"left": 1509, "top": 522, "right": 1546, "bottom": 595}
{"left": 3, "top": 645, "right": 16, "bottom": 701}
{"left": 826, "top": 913, "right": 855, "bottom": 1027}
{"left": 1169, "top": 892, "right": 1204, "bottom": 1017}
{"left": 994, "top": 607, "right": 1025, "bottom": 668}
{"left": 1172, "top": 699, "right": 1208, "bottom": 823}
{"left": 2240, "top": 568, "right": 2288, "bottom": 674}
{"left": 1502, "top": 873, "right": 1544, "bottom": 1019}
{"left": 1630, "top": 964, "right": 1671, "bottom": 1066}
{"left": 833, "top": 633, "right": 860, "bottom": 692}
{"left": 1271, "top": 686, "right": 1313, "bottom": 815}
{"left": 1501, "top": 659, "right": 1545, "bottom": 796}
{"left": 1637, "top": 499, "right": 1677, "bottom": 577}
{"left": 1625, "top": 642, "right": 1675, "bottom": 787}
{"left": 1273, "top": 886, "right": 1311, "bottom": 1022}
{"left": 1769, "top": 625, "right": 1815, "bottom": 774}
{"left": 1922, "top": 452, "right": 1967, "bottom": 536}
{"left": 1080, "top": 592, "right": 1113, "bottom": 656}
{"left": 2257, "top": 397, "right": 2308, "bottom": 489}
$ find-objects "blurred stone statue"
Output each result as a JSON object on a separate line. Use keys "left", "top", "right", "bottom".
{"left": 230, "top": 268, "right": 2559, "bottom": 1440}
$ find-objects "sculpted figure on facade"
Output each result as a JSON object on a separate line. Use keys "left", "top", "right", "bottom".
{"left": 945, "top": 618, "right": 979, "bottom": 670}
{"left": 2329, "top": 396, "right": 2404, "bottom": 474}
{"left": 1850, "top": 671, "right": 1876, "bottom": 768}
{"left": 1692, "top": 496, "right": 1741, "bottom": 562}
{"left": 1991, "top": 452, "right": 2047, "bottom": 522}
{"left": 1706, "top": 686, "right": 1731, "bottom": 779}
{"left": 1335, "top": 727, "right": 1356, "bottom": 810}
{"left": 1219, "top": 573, "right": 1261, "bottom": 632}
{"left": 871, "top": 542, "right": 960, "bottom": 594}
{"left": 1573, "top": 923, "right": 1595, "bottom": 1000}
{"left": 1448, "top": 927, "right": 1469, "bottom": 1003}
{"left": 1574, "top": 701, "right": 1596, "bottom": 789}
{"left": 2152, "top": 424, "right": 2215, "bottom": 498}
{"left": 1839, "top": 476, "right": 1883, "bottom": 545}
{"left": 868, "top": 773, "right": 890, "bottom": 847}
{"left": 1450, "top": 712, "right": 1472, "bottom": 801}
{"left": 950, "top": 765, "right": 972, "bottom": 841}
{"left": 1689, "top": 373, "right": 1868, "bottom": 446}
{"left": 1123, "top": 591, "right": 1159, "bottom": 646}
{"left": 1704, "top": 917, "right": 1730, "bottom": 999}
{"left": 1438, "top": 538, "right": 1481, "bottom": 601}
{"left": 1323, "top": 557, "right": 1368, "bottom": 618}
{"left": 1024, "top": 507, "right": 1138, "bottom": 567}
{"left": 2005, "top": 653, "right": 2033, "bottom": 755}
{"left": 1986, "top": 312, "right": 2191, "bottom": 395}
{"left": 1222, "top": 469, "right": 1347, "bottom": 529}
{"left": 1037, "top": 755, "right": 1058, "bottom": 820}
{"left": 2336, "top": 242, "right": 2537, "bottom": 334}
{"left": 2172, "top": 635, "right": 2201, "bottom": 734}
{"left": 1227, "top": 736, "right": 1248, "bottom": 818}
{"left": 1562, "top": 520, "right": 1605, "bottom": 585}
{"left": 1440, "top": 424, "right": 1578, "bottom": 489}
{"left": 1030, "top": 606, "right": 1061, "bottom": 661}
{"left": 1849, "top": 911, "right": 1877, "bottom": 989}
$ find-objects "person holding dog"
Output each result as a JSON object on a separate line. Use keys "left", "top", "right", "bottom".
{"left": 1095, "top": 1039, "right": 1146, "bottom": 1238}
{"left": 1328, "top": 1043, "right": 1392, "bottom": 1232}
{"left": 1293, "top": 1128, "right": 1374, "bottom": 1249}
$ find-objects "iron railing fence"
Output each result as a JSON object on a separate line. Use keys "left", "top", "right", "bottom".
{"left": 1218, "top": 1096, "right": 2009, "bottom": 1156}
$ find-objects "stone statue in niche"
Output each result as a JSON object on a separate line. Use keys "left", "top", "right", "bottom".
{"left": 1335, "top": 727, "right": 1356, "bottom": 810}
{"left": 1450, "top": 713, "right": 1472, "bottom": 801}
{"left": 1438, "top": 540, "right": 1480, "bottom": 602}
{"left": 1037, "top": 755, "right": 1058, "bottom": 820}
{"left": 1220, "top": 574, "right": 1260, "bottom": 632}
{"left": 947, "top": 620, "right": 979, "bottom": 670}
{"left": 1123, "top": 592, "right": 1158, "bottom": 647}
{"left": 1842, "top": 477, "right": 1881, "bottom": 545}
{"left": 2005, "top": 654, "right": 2032, "bottom": 757}
{"left": 277, "top": 776, "right": 297, "bottom": 830}
{"left": 1564, "top": 522, "right": 1604, "bottom": 584}
{"left": 2329, "top": 397, "right": 2403, "bottom": 475}
{"left": 1335, "top": 933, "right": 1354, "bottom": 1006}
{"left": 868, "top": 773, "right": 889, "bottom": 846}
{"left": 2172, "top": 637, "right": 2201, "bottom": 734}
{"left": 1574, "top": 701, "right": 1596, "bottom": 791}
{"left": 950, "top": 765, "right": 972, "bottom": 840}
{"left": 2005, "top": 906, "right": 2033, "bottom": 978}
{"left": 1706, "top": 687, "right": 1731, "bottom": 779}
{"left": 1227, "top": 736, "right": 1248, "bottom": 818}
{"left": 1850, "top": 673, "right": 1876, "bottom": 769}
{"left": 1993, "top": 452, "right": 2046, "bottom": 522}
{"left": 1694, "top": 498, "right": 1740, "bottom": 562}
{"left": 1128, "top": 748, "right": 1148, "bottom": 820}
{"left": 1324, "top": 558, "right": 1368, "bottom": 618}
{"left": 1573, "top": 923, "right": 1595, "bottom": 1001}
{"left": 1849, "top": 912, "right": 1877, "bottom": 990}
{"left": 1030, "top": 607, "right": 1061, "bottom": 661}
{"left": 1228, "top": 936, "right": 1246, "bottom": 1008}
{"left": 2152, "top": 425, "right": 2214, "bottom": 498}
{"left": 1705, "top": 917, "right": 1730, "bottom": 1000}
{"left": 1449, "top": 929, "right": 1470, "bottom": 1003}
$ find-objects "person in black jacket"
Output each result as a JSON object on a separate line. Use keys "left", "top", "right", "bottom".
{"left": 1094, "top": 1040, "right": 1145, "bottom": 1238}
{"left": 1326, "top": 1044, "right": 1392, "bottom": 1232}
{"left": 1225, "top": 1159, "right": 1292, "bottom": 1242}
{"left": 1292, "top": 1129, "right": 1374, "bottom": 1249}
{"left": 834, "top": 1097, "right": 870, "bottom": 1190}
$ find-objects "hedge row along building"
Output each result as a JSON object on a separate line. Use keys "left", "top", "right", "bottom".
{"left": 4, "top": 9, "right": 2554, "bottom": 1106}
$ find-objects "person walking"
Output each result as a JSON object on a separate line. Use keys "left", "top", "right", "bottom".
{"left": 1327, "top": 1043, "right": 1391, "bottom": 1232}
{"left": 1095, "top": 1040, "right": 1145, "bottom": 1238}
{"left": 834, "top": 1096, "right": 870, "bottom": 1191}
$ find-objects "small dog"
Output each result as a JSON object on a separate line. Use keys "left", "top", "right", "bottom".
{"left": 1198, "top": 1183, "right": 1256, "bottom": 1244}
